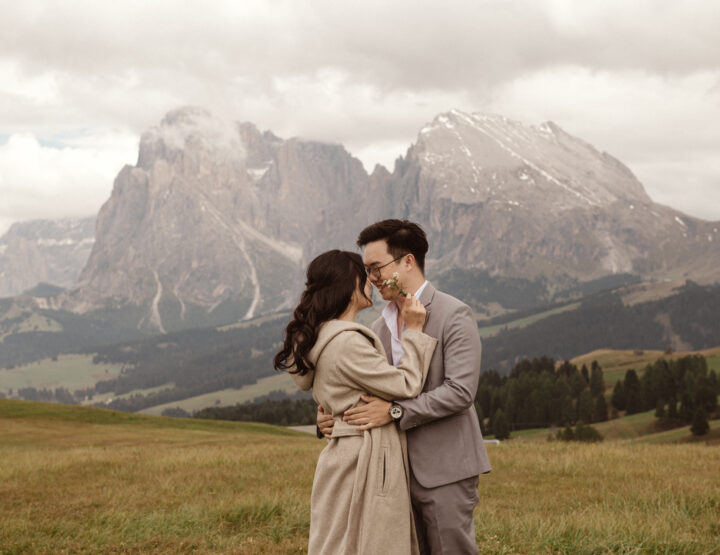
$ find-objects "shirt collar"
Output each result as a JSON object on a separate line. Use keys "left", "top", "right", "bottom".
{"left": 381, "top": 279, "right": 429, "bottom": 331}
{"left": 414, "top": 280, "right": 429, "bottom": 300}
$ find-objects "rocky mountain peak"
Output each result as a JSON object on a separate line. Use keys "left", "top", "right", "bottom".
{"left": 62, "top": 108, "right": 382, "bottom": 332}
{"left": 14, "top": 106, "right": 716, "bottom": 334}
{"left": 412, "top": 108, "right": 651, "bottom": 209}
{"left": 0, "top": 217, "right": 95, "bottom": 297}
{"left": 137, "top": 106, "right": 246, "bottom": 171}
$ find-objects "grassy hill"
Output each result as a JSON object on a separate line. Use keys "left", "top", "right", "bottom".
{"left": 571, "top": 346, "right": 720, "bottom": 388}
{"left": 2, "top": 398, "right": 719, "bottom": 553}
{"left": 140, "top": 373, "right": 301, "bottom": 416}
{"left": 507, "top": 406, "right": 720, "bottom": 445}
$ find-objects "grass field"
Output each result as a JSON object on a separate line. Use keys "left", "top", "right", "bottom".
{"left": 619, "top": 279, "right": 686, "bottom": 306}
{"left": 2, "top": 399, "right": 719, "bottom": 553}
{"left": 216, "top": 312, "right": 289, "bottom": 331}
{"left": 0, "top": 354, "right": 124, "bottom": 394}
{"left": 89, "top": 383, "right": 177, "bottom": 406}
{"left": 140, "top": 373, "right": 302, "bottom": 416}
{"left": 491, "top": 407, "right": 720, "bottom": 445}
{"left": 0, "top": 312, "right": 63, "bottom": 342}
{"left": 477, "top": 302, "right": 581, "bottom": 338}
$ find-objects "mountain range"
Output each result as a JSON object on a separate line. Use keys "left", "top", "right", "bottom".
{"left": 0, "top": 217, "right": 95, "bottom": 298}
{"left": 1, "top": 106, "right": 718, "bottom": 334}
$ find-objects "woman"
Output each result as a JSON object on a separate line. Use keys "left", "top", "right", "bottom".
{"left": 274, "top": 250, "right": 436, "bottom": 555}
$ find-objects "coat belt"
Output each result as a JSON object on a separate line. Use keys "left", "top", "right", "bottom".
{"left": 330, "top": 418, "right": 364, "bottom": 438}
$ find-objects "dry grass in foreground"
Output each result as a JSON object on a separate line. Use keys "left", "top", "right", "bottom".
{"left": 1, "top": 399, "right": 719, "bottom": 553}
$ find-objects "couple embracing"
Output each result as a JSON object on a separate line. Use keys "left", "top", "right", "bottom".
{"left": 274, "top": 219, "right": 491, "bottom": 554}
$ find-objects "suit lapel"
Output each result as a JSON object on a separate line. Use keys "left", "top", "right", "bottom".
{"left": 418, "top": 281, "right": 435, "bottom": 332}
{"left": 378, "top": 322, "right": 392, "bottom": 364}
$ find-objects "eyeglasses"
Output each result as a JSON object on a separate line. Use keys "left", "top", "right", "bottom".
{"left": 365, "top": 254, "right": 407, "bottom": 279}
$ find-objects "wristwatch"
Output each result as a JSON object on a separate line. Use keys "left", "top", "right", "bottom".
{"left": 389, "top": 403, "right": 403, "bottom": 421}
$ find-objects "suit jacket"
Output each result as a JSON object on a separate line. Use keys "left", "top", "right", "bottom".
{"left": 372, "top": 282, "right": 492, "bottom": 488}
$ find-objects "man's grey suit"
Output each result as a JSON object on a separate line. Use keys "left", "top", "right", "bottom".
{"left": 372, "top": 282, "right": 491, "bottom": 554}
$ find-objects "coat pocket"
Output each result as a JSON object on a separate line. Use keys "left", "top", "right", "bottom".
{"left": 376, "top": 445, "right": 390, "bottom": 496}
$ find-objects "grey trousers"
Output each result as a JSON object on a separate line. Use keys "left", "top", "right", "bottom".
{"left": 410, "top": 470, "right": 479, "bottom": 555}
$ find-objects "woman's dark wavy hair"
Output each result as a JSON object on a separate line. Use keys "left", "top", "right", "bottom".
{"left": 274, "top": 250, "right": 370, "bottom": 376}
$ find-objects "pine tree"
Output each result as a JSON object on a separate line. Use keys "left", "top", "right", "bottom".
{"left": 625, "top": 368, "right": 640, "bottom": 389}
{"left": 655, "top": 399, "right": 666, "bottom": 419}
{"left": 697, "top": 379, "right": 719, "bottom": 413}
{"left": 690, "top": 407, "right": 709, "bottom": 436}
{"left": 709, "top": 369, "right": 719, "bottom": 396}
{"left": 590, "top": 363, "right": 605, "bottom": 397}
{"left": 680, "top": 392, "right": 695, "bottom": 423}
{"left": 478, "top": 387, "right": 492, "bottom": 416}
{"left": 611, "top": 380, "right": 626, "bottom": 411}
{"left": 594, "top": 395, "right": 608, "bottom": 422}
{"left": 581, "top": 364, "right": 590, "bottom": 384}
{"left": 493, "top": 408, "right": 510, "bottom": 440}
{"left": 577, "top": 390, "right": 593, "bottom": 423}
{"left": 561, "top": 394, "right": 575, "bottom": 426}
{"left": 668, "top": 399, "right": 679, "bottom": 420}
{"left": 570, "top": 372, "right": 586, "bottom": 398}
{"left": 624, "top": 369, "right": 642, "bottom": 414}
{"left": 475, "top": 402, "right": 487, "bottom": 436}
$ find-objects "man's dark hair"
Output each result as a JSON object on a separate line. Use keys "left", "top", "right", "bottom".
{"left": 357, "top": 219, "right": 429, "bottom": 273}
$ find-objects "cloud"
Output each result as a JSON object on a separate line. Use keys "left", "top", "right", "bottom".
{"left": 0, "top": 132, "right": 137, "bottom": 235}
{"left": 0, "top": 0, "right": 719, "bottom": 227}
{"left": 486, "top": 67, "right": 720, "bottom": 219}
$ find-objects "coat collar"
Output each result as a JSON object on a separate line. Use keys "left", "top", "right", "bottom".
{"left": 289, "top": 319, "right": 386, "bottom": 390}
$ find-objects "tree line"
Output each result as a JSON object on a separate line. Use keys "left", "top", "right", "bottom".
{"left": 193, "top": 392, "right": 316, "bottom": 426}
{"left": 475, "top": 356, "right": 609, "bottom": 440}
{"left": 611, "top": 355, "right": 718, "bottom": 434}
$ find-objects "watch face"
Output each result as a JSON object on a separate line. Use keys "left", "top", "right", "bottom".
{"left": 390, "top": 406, "right": 402, "bottom": 419}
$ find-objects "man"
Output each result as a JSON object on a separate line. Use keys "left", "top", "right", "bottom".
{"left": 318, "top": 219, "right": 491, "bottom": 554}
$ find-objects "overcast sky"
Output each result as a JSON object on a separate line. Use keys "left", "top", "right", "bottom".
{"left": 1, "top": 0, "right": 719, "bottom": 235}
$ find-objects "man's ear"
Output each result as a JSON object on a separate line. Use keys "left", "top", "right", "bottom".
{"left": 404, "top": 253, "right": 416, "bottom": 270}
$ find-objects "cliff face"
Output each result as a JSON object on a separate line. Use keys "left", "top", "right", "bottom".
{"left": 25, "top": 107, "right": 719, "bottom": 333}
{"left": 66, "top": 107, "right": 382, "bottom": 331}
{"left": 0, "top": 217, "right": 95, "bottom": 297}
{"left": 386, "top": 110, "right": 720, "bottom": 281}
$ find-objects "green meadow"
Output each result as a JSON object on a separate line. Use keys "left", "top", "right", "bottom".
{"left": 2, "top": 399, "right": 719, "bottom": 554}
{"left": 0, "top": 309, "right": 63, "bottom": 342}
{"left": 141, "top": 373, "right": 300, "bottom": 416}
{"left": 0, "top": 354, "right": 123, "bottom": 394}
{"left": 477, "top": 302, "right": 581, "bottom": 338}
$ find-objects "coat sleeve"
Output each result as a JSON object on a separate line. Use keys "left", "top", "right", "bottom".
{"left": 395, "top": 304, "right": 482, "bottom": 430}
{"left": 335, "top": 329, "right": 437, "bottom": 400}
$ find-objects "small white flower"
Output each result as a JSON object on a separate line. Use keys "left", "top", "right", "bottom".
{"left": 381, "top": 272, "right": 408, "bottom": 296}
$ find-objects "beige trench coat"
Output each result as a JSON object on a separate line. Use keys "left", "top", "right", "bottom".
{"left": 290, "top": 319, "right": 437, "bottom": 555}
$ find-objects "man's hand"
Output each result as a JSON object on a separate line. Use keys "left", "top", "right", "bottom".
{"left": 343, "top": 395, "right": 393, "bottom": 430}
{"left": 317, "top": 405, "right": 334, "bottom": 439}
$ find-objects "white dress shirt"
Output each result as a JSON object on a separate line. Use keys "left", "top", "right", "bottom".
{"left": 381, "top": 280, "right": 428, "bottom": 365}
